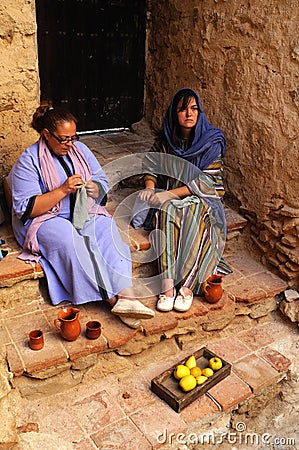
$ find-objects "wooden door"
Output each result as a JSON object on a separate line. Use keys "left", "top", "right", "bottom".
{"left": 36, "top": 0, "right": 145, "bottom": 131}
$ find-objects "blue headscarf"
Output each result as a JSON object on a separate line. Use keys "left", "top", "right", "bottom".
{"left": 163, "top": 88, "right": 226, "bottom": 170}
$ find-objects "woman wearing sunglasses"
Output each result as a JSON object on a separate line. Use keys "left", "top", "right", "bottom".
{"left": 8, "top": 101, "right": 154, "bottom": 328}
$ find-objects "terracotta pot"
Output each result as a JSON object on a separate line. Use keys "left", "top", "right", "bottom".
{"left": 203, "top": 274, "right": 223, "bottom": 304}
{"left": 54, "top": 307, "right": 81, "bottom": 341}
{"left": 29, "top": 329, "right": 44, "bottom": 351}
{"left": 85, "top": 321, "right": 101, "bottom": 339}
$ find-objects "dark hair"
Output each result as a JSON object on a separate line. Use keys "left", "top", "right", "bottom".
{"left": 31, "top": 100, "right": 77, "bottom": 134}
{"left": 170, "top": 88, "right": 200, "bottom": 145}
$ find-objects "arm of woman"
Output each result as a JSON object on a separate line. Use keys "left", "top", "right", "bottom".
{"left": 30, "top": 174, "right": 84, "bottom": 217}
{"left": 11, "top": 145, "right": 84, "bottom": 220}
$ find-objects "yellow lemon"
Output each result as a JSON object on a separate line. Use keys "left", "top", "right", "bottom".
{"left": 174, "top": 364, "right": 190, "bottom": 380}
{"left": 196, "top": 375, "right": 208, "bottom": 385}
{"left": 185, "top": 355, "right": 197, "bottom": 370}
{"left": 179, "top": 374, "right": 197, "bottom": 392}
{"left": 201, "top": 367, "right": 214, "bottom": 377}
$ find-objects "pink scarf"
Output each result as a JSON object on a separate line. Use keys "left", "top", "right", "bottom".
{"left": 19, "top": 137, "right": 110, "bottom": 262}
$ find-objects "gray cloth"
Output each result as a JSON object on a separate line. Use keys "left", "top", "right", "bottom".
{"left": 72, "top": 187, "right": 90, "bottom": 230}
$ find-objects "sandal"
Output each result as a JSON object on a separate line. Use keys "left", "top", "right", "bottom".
{"left": 156, "top": 289, "right": 176, "bottom": 312}
{"left": 174, "top": 288, "right": 193, "bottom": 312}
{"left": 111, "top": 299, "right": 155, "bottom": 319}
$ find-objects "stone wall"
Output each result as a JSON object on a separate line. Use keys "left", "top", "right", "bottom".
{"left": 0, "top": 1, "right": 39, "bottom": 182}
{"left": 145, "top": 0, "right": 299, "bottom": 287}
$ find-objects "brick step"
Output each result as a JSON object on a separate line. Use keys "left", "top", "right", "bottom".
{"left": 1, "top": 241, "right": 288, "bottom": 379}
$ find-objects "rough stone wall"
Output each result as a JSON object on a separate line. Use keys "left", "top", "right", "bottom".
{"left": 145, "top": 0, "right": 299, "bottom": 287}
{"left": 0, "top": 1, "right": 39, "bottom": 182}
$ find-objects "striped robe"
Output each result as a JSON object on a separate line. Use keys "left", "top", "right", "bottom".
{"left": 144, "top": 141, "right": 231, "bottom": 295}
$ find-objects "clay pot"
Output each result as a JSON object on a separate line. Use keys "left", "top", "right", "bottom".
{"left": 54, "top": 307, "right": 81, "bottom": 341}
{"left": 203, "top": 274, "right": 223, "bottom": 304}
{"left": 29, "top": 329, "right": 44, "bottom": 351}
{"left": 85, "top": 321, "right": 101, "bottom": 339}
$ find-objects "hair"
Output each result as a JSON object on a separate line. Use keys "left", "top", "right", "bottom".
{"left": 31, "top": 100, "right": 78, "bottom": 134}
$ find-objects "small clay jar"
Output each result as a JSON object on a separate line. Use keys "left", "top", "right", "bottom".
{"left": 29, "top": 329, "right": 44, "bottom": 351}
{"left": 203, "top": 274, "right": 223, "bottom": 304}
{"left": 85, "top": 321, "right": 101, "bottom": 340}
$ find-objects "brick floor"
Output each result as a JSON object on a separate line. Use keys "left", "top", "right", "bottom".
{"left": 232, "top": 353, "right": 283, "bottom": 393}
{"left": 0, "top": 131, "right": 292, "bottom": 448}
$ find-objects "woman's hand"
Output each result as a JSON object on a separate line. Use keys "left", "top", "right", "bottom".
{"left": 61, "top": 174, "right": 84, "bottom": 195}
{"left": 149, "top": 191, "right": 178, "bottom": 206}
{"left": 138, "top": 188, "right": 155, "bottom": 202}
{"left": 85, "top": 180, "right": 99, "bottom": 199}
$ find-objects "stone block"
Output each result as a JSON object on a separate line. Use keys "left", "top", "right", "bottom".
{"left": 12, "top": 369, "right": 83, "bottom": 399}
{"left": 279, "top": 299, "right": 299, "bottom": 322}
{"left": 284, "top": 289, "right": 299, "bottom": 302}
{"left": 0, "top": 396, "right": 18, "bottom": 449}
{"left": 0, "top": 280, "right": 41, "bottom": 311}
{"left": 248, "top": 297, "right": 277, "bottom": 319}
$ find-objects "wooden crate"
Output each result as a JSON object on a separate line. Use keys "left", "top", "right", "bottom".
{"left": 151, "top": 347, "right": 231, "bottom": 412}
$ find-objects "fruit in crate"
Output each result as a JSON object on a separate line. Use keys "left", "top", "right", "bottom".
{"left": 174, "top": 364, "right": 190, "bottom": 380}
{"left": 201, "top": 367, "right": 214, "bottom": 377}
{"left": 185, "top": 355, "right": 197, "bottom": 369}
{"left": 190, "top": 366, "right": 202, "bottom": 377}
{"left": 209, "top": 357, "right": 223, "bottom": 371}
{"left": 196, "top": 375, "right": 208, "bottom": 385}
{"left": 179, "top": 374, "right": 197, "bottom": 392}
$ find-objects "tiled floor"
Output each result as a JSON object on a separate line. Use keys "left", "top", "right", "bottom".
{"left": 12, "top": 318, "right": 293, "bottom": 450}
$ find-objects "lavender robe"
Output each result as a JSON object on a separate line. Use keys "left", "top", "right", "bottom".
{"left": 9, "top": 141, "right": 132, "bottom": 305}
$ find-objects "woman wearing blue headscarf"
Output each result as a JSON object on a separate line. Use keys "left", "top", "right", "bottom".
{"left": 138, "top": 88, "right": 231, "bottom": 312}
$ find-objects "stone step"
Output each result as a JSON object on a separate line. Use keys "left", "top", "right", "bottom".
{"left": 1, "top": 241, "right": 287, "bottom": 380}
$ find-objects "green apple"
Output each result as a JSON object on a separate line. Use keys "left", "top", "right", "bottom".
{"left": 209, "top": 357, "right": 223, "bottom": 371}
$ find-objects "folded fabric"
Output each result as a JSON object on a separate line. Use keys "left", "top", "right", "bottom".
{"left": 131, "top": 197, "right": 150, "bottom": 229}
{"left": 72, "top": 186, "right": 90, "bottom": 230}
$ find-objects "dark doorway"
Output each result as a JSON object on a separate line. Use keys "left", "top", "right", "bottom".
{"left": 36, "top": 0, "right": 146, "bottom": 131}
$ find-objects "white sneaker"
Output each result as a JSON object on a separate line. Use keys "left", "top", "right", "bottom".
{"left": 156, "top": 289, "right": 176, "bottom": 312}
{"left": 174, "top": 288, "right": 193, "bottom": 312}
